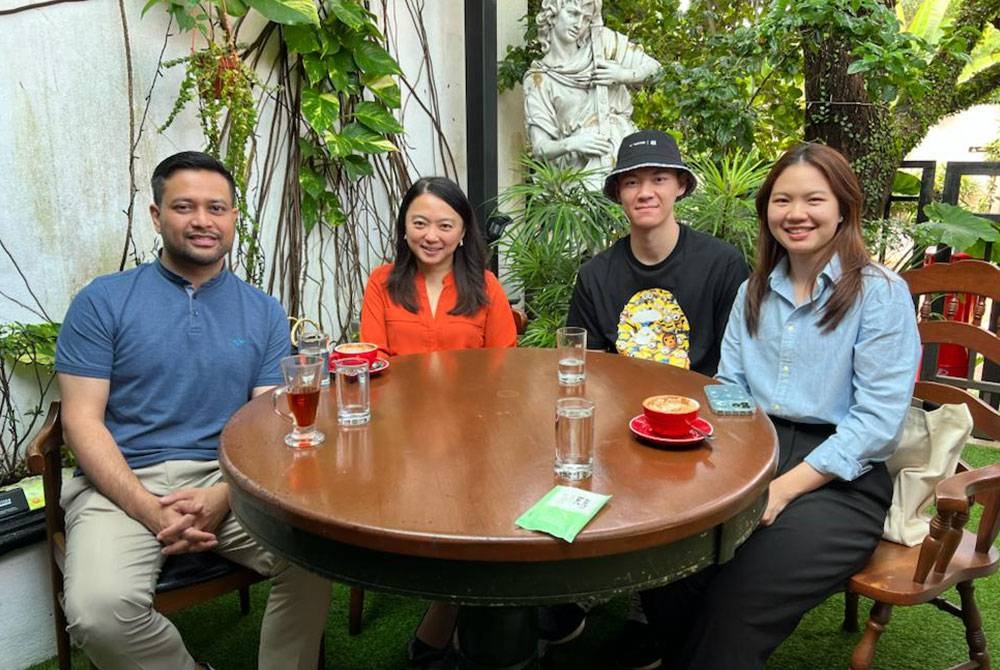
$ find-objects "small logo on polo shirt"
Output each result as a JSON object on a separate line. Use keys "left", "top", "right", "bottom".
{"left": 232, "top": 338, "right": 248, "bottom": 348}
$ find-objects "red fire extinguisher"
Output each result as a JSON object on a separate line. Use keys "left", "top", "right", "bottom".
{"left": 923, "top": 251, "right": 974, "bottom": 377}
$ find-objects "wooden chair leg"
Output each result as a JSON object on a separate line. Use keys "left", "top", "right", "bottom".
{"left": 239, "top": 585, "right": 251, "bottom": 615}
{"left": 850, "top": 601, "right": 892, "bottom": 670}
{"left": 50, "top": 565, "right": 71, "bottom": 670}
{"left": 348, "top": 587, "right": 365, "bottom": 636}
{"left": 957, "top": 580, "right": 991, "bottom": 669}
{"left": 842, "top": 590, "right": 860, "bottom": 633}
{"left": 55, "top": 602, "right": 72, "bottom": 670}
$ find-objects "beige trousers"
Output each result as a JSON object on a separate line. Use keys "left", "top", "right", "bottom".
{"left": 61, "top": 460, "right": 331, "bottom": 670}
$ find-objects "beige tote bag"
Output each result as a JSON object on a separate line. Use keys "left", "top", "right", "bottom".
{"left": 882, "top": 403, "right": 974, "bottom": 546}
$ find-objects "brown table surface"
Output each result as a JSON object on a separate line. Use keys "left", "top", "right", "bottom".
{"left": 221, "top": 347, "right": 778, "bottom": 603}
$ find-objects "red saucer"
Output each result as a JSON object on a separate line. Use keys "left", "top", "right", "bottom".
{"left": 629, "top": 414, "right": 713, "bottom": 446}
{"left": 369, "top": 358, "right": 390, "bottom": 375}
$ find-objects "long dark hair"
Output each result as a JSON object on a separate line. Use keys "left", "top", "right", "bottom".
{"left": 386, "top": 177, "right": 489, "bottom": 316}
{"left": 746, "top": 143, "right": 870, "bottom": 336}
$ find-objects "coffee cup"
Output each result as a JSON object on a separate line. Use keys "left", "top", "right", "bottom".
{"left": 642, "top": 394, "right": 700, "bottom": 437}
{"left": 332, "top": 342, "right": 379, "bottom": 367}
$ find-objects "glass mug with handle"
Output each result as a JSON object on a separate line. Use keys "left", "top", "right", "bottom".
{"left": 272, "top": 354, "right": 326, "bottom": 448}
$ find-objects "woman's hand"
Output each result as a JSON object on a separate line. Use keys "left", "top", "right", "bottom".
{"left": 760, "top": 463, "right": 833, "bottom": 526}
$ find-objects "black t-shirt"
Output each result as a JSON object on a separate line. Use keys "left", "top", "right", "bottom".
{"left": 566, "top": 225, "right": 749, "bottom": 376}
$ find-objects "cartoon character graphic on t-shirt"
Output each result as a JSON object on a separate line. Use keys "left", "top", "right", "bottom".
{"left": 615, "top": 289, "right": 691, "bottom": 368}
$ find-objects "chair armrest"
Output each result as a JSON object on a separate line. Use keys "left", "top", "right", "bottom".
{"left": 25, "top": 401, "right": 67, "bottom": 535}
{"left": 914, "top": 463, "right": 1000, "bottom": 581}
{"left": 26, "top": 401, "right": 63, "bottom": 476}
{"left": 935, "top": 463, "right": 1000, "bottom": 512}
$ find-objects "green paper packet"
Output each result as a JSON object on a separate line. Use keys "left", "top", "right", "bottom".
{"left": 515, "top": 485, "right": 612, "bottom": 542}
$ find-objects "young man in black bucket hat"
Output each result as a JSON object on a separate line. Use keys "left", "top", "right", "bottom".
{"left": 567, "top": 129, "right": 748, "bottom": 377}
{"left": 543, "top": 130, "right": 749, "bottom": 669}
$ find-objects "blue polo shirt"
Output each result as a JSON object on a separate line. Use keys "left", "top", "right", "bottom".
{"left": 56, "top": 259, "right": 290, "bottom": 469}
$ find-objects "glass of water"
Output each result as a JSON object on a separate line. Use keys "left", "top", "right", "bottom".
{"left": 334, "top": 357, "right": 371, "bottom": 426}
{"left": 554, "top": 397, "right": 595, "bottom": 480}
{"left": 556, "top": 326, "right": 587, "bottom": 385}
{"left": 298, "top": 330, "right": 330, "bottom": 387}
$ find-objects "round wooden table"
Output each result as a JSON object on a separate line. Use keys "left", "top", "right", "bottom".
{"left": 220, "top": 348, "right": 778, "bottom": 668}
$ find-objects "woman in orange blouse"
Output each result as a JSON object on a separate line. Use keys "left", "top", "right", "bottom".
{"left": 360, "top": 176, "right": 517, "bottom": 356}
{"left": 360, "top": 176, "right": 516, "bottom": 668}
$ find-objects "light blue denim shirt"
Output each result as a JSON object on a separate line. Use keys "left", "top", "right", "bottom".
{"left": 717, "top": 254, "right": 921, "bottom": 481}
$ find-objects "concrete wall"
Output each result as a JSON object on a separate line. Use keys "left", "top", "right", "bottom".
{"left": 0, "top": 544, "right": 55, "bottom": 669}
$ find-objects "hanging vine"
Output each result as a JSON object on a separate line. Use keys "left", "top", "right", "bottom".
{"left": 144, "top": 0, "right": 454, "bottom": 335}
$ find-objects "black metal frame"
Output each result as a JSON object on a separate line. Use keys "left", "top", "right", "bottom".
{"left": 464, "top": 0, "right": 498, "bottom": 248}
{"left": 884, "top": 160, "right": 936, "bottom": 223}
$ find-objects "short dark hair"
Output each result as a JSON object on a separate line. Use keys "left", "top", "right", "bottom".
{"left": 151, "top": 151, "right": 237, "bottom": 207}
{"left": 387, "top": 177, "right": 489, "bottom": 316}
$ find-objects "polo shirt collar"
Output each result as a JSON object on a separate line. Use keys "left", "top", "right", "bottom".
{"left": 154, "top": 256, "right": 228, "bottom": 291}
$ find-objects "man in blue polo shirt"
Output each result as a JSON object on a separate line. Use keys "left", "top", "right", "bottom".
{"left": 55, "top": 152, "right": 330, "bottom": 670}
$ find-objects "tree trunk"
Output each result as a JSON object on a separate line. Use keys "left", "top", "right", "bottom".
{"left": 802, "top": 28, "right": 898, "bottom": 220}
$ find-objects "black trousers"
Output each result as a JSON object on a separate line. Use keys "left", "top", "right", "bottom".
{"left": 643, "top": 417, "right": 892, "bottom": 670}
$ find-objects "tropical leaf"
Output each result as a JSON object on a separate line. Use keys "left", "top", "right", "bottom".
{"left": 282, "top": 24, "right": 320, "bottom": 54}
{"left": 322, "top": 130, "right": 355, "bottom": 157}
{"left": 224, "top": 0, "right": 249, "bottom": 17}
{"left": 301, "top": 89, "right": 340, "bottom": 133}
{"left": 364, "top": 74, "right": 401, "bottom": 108}
{"left": 341, "top": 122, "right": 398, "bottom": 153}
{"left": 298, "top": 165, "right": 326, "bottom": 199}
{"left": 342, "top": 154, "right": 375, "bottom": 181}
{"left": 354, "top": 101, "right": 403, "bottom": 134}
{"left": 244, "top": 0, "right": 318, "bottom": 25}
{"left": 892, "top": 170, "right": 922, "bottom": 196}
{"left": 905, "top": 0, "right": 949, "bottom": 45}
{"left": 328, "top": 0, "right": 367, "bottom": 30}
{"left": 328, "top": 51, "right": 357, "bottom": 92}
{"left": 302, "top": 53, "right": 326, "bottom": 85}
{"left": 352, "top": 40, "right": 402, "bottom": 76}
{"left": 919, "top": 202, "right": 1000, "bottom": 251}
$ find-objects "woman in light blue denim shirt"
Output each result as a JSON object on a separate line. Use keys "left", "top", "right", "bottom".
{"left": 642, "top": 143, "right": 921, "bottom": 669}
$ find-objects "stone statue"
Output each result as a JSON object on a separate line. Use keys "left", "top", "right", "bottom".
{"left": 523, "top": 0, "right": 661, "bottom": 187}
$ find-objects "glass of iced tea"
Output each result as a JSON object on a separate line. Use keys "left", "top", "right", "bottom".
{"left": 272, "top": 354, "right": 326, "bottom": 448}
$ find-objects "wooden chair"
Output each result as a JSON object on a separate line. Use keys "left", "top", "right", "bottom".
{"left": 346, "top": 306, "right": 531, "bottom": 636}
{"left": 843, "top": 259, "right": 1000, "bottom": 670}
{"left": 27, "top": 401, "right": 267, "bottom": 670}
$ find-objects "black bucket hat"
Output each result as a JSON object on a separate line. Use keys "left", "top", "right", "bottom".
{"left": 602, "top": 130, "right": 697, "bottom": 202}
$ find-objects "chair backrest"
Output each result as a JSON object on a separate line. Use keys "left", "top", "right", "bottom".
{"left": 901, "top": 261, "right": 1000, "bottom": 582}
{"left": 901, "top": 260, "right": 1000, "bottom": 439}
{"left": 512, "top": 307, "right": 528, "bottom": 336}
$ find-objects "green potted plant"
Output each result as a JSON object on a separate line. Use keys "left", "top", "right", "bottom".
{"left": 495, "top": 156, "right": 628, "bottom": 347}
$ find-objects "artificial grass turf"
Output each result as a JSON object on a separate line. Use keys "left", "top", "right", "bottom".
{"left": 28, "top": 446, "right": 999, "bottom": 670}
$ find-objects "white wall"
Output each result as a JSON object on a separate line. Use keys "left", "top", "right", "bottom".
{"left": 907, "top": 104, "right": 1000, "bottom": 162}
{"left": 0, "top": 544, "right": 56, "bottom": 668}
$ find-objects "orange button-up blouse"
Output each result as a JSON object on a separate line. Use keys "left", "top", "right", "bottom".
{"left": 359, "top": 264, "right": 517, "bottom": 357}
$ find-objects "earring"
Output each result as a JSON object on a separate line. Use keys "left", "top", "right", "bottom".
{"left": 838, "top": 216, "right": 844, "bottom": 223}
{"left": 459, "top": 239, "right": 464, "bottom": 247}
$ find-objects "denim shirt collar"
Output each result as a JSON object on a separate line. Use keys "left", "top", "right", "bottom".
{"left": 767, "top": 254, "right": 843, "bottom": 307}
